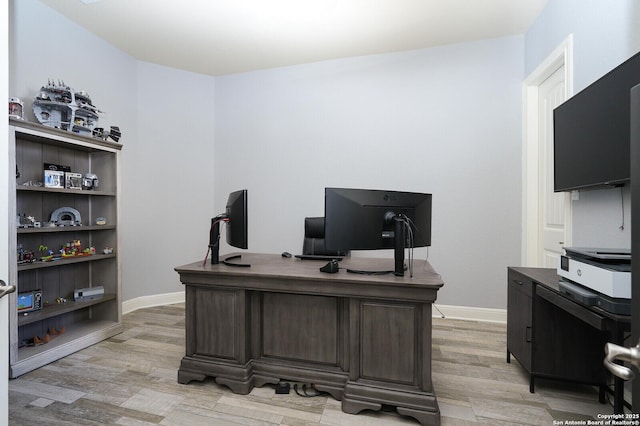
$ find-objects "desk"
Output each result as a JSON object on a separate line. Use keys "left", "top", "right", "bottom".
{"left": 507, "top": 267, "right": 630, "bottom": 413}
{"left": 175, "top": 253, "right": 444, "bottom": 425}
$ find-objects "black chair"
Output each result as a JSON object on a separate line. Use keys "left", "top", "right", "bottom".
{"left": 302, "top": 217, "right": 348, "bottom": 256}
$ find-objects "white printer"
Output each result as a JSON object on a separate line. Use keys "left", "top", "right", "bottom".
{"left": 557, "top": 247, "right": 631, "bottom": 315}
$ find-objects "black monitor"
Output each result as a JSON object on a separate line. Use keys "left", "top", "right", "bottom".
{"left": 209, "top": 189, "right": 249, "bottom": 267}
{"left": 324, "top": 187, "right": 432, "bottom": 276}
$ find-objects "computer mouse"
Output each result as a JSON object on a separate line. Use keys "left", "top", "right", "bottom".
{"left": 281, "top": 252, "right": 292, "bottom": 258}
{"left": 320, "top": 260, "right": 340, "bottom": 273}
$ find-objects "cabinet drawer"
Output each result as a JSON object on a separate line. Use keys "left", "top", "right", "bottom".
{"left": 536, "top": 285, "right": 605, "bottom": 330}
{"left": 508, "top": 269, "right": 533, "bottom": 297}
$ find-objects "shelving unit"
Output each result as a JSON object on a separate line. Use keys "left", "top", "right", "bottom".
{"left": 8, "top": 118, "right": 123, "bottom": 378}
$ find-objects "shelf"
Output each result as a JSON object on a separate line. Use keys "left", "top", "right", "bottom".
{"left": 11, "top": 320, "right": 123, "bottom": 378}
{"left": 18, "top": 293, "right": 117, "bottom": 326}
{"left": 9, "top": 119, "right": 122, "bottom": 378}
{"left": 17, "top": 253, "right": 116, "bottom": 271}
{"left": 18, "top": 225, "right": 116, "bottom": 234}
{"left": 17, "top": 186, "right": 116, "bottom": 196}
{"left": 10, "top": 118, "right": 122, "bottom": 152}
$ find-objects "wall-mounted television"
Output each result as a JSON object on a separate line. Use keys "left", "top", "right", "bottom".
{"left": 553, "top": 51, "right": 640, "bottom": 192}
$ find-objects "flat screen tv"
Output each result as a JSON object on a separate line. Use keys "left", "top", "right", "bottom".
{"left": 553, "top": 51, "right": 640, "bottom": 192}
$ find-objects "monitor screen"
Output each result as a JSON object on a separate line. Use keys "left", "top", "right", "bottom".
{"left": 324, "top": 187, "right": 432, "bottom": 276}
{"left": 209, "top": 189, "right": 248, "bottom": 265}
{"left": 225, "top": 189, "right": 248, "bottom": 249}
{"left": 553, "top": 51, "right": 640, "bottom": 192}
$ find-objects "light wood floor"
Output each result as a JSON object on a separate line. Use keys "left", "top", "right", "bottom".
{"left": 9, "top": 304, "right": 614, "bottom": 425}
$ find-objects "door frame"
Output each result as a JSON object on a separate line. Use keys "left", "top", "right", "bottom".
{"left": 1, "top": 2, "right": 10, "bottom": 424}
{"left": 522, "top": 35, "right": 574, "bottom": 267}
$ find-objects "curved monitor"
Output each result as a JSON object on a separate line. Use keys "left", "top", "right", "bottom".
{"left": 324, "top": 187, "right": 432, "bottom": 276}
{"left": 225, "top": 189, "right": 248, "bottom": 249}
{"left": 209, "top": 189, "right": 249, "bottom": 266}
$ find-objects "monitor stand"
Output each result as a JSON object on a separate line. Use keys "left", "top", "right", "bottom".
{"left": 393, "top": 217, "right": 406, "bottom": 276}
{"left": 209, "top": 216, "right": 250, "bottom": 267}
{"left": 222, "top": 254, "right": 250, "bottom": 268}
{"left": 346, "top": 218, "right": 406, "bottom": 277}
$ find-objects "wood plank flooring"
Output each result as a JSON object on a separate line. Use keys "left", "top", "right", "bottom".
{"left": 9, "top": 304, "right": 616, "bottom": 425}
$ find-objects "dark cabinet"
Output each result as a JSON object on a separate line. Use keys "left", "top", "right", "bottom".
{"left": 506, "top": 269, "right": 533, "bottom": 376}
{"left": 533, "top": 285, "right": 607, "bottom": 386}
{"left": 506, "top": 267, "right": 625, "bottom": 402}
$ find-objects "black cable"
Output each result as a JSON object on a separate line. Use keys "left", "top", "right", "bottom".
{"left": 303, "top": 384, "right": 320, "bottom": 397}
{"left": 619, "top": 186, "right": 625, "bottom": 231}
{"left": 398, "top": 214, "right": 415, "bottom": 277}
{"left": 202, "top": 216, "right": 229, "bottom": 266}
{"left": 293, "top": 384, "right": 321, "bottom": 397}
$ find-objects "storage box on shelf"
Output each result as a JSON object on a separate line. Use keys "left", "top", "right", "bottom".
{"left": 8, "top": 118, "right": 123, "bottom": 378}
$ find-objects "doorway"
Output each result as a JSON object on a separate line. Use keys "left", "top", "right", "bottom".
{"left": 522, "top": 36, "right": 574, "bottom": 267}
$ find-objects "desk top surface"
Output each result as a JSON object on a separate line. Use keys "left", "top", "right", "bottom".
{"left": 176, "top": 252, "right": 444, "bottom": 289}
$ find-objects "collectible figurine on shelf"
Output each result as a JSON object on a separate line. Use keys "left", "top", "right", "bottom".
{"left": 17, "top": 244, "right": 35, "bottom": 264}
{"left": 9, "top": 97, "right": 24, "bottom": 120}
{"left": 61, "top": 240, "right": 82, "bottom": 257}
{"left": 39, "top": 245, "right": 55, "bottom": 262}
{"left": 17, "top": 213, "right": 40, "bottom": 228}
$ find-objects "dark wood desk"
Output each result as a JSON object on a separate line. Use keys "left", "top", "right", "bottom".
{"left": 176, "top": 253, "right": 444, "bottom": 425}
{"left": 507, "top": 267, "right": 631, "bottom": 413}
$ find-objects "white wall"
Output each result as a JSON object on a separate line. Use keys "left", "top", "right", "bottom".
{"left": 215, "top": 36, "right": 524, "bottom": 309}
{"left": 123, "top": 61, "right": 215, "bottom": 300}
{"left": 18, "top": 0, "right": 636, "bottom": 310}
{"left": 9, "top": 0, "right": 215, "bottom": 301}
{"left": 525, "top": 0, "right": 640, "bottom": 248}
{"left": 9, "top": 0, "right": 137, "bottom": 134}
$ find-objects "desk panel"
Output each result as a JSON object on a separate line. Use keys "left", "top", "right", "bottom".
{"left": 360, "top": 301, "right": 417, "bottom": 384}
{"left": 262, "top": 293, "right": 339, "bottom": 365}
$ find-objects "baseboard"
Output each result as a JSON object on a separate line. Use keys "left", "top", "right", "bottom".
{"left": 122, "top": 293, "right": 506, "bottom": 323}
{"left": 433, "top": 304, "right": 507, "bottom": 323}
{"left": 122, "top": 291, "right": 185, "bottom": 315}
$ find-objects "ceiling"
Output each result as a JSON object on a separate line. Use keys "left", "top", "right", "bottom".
{"left": 40, "top": 0, "right": 549, "bottom": 76}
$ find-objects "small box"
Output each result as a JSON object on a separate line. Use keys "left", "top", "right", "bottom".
{"left": 44, "top": 163, "right": 71, "bottom": 173}
{"left": 65, "top": 172, "right": 83, "bottom": 190}
{"left": 74, "top": 286, "right": 104, "bottom": 301}
{"left": 17, "top": 290, "right": 43, "bottom": 313}
{"left": 44, "top": 170, "right": 64, "bottom": 188}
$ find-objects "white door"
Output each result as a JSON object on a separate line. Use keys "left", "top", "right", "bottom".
{"left": 522, "top": 36, "right": 573, "bottom": 268}
{"left": 537, "top": 66, "right": 568, "bottom": 268}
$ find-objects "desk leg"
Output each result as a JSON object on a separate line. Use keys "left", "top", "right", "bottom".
{"left": 612, "top": 325, "right": 626, "bottom": 414}
{"left": 613, "top": 374, "right": 624, "bottom": 413}
{"left": 599, "top": 385, "right": 606, "bottom": 404}
{"left": 529, "top": 375, "right": 535, "bottom": 393}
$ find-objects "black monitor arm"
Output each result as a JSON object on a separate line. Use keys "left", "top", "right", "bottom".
{"left": 209, "top": 214, "right": 228, "bottom": 265}
{"left": 393, "top": 216, "right": 406, "bottom": 277}
{"left": 385, "top": 211, "right": 407, "bottom": 277}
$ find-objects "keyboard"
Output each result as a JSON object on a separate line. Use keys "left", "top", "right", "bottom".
{"left": 294, "top": 254, "right": 344, "bottom": 261}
